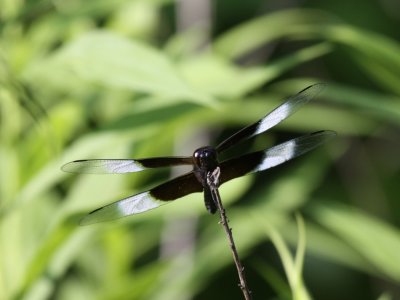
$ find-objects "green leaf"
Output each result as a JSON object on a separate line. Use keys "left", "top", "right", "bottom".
{"left": 256, "top": 214, "right": 312, "bottom": 300}
{"left": 214, "top": 8, "right": 336, "bottom": 60}
{"left": 30, "top": 31, "right": 214, "bottom": 105}
{"left": 312, "top": 204, "right": 400, "bottom": 281}
{"left": 179, "top": 43, "right": 332, "bottom": 99}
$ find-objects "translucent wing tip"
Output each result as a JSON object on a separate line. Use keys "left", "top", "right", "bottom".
{"left": 79, "top": 204, "right": 128, "bottom": 226}
{"left": 305, "top": 130, "right": 337, "bottom": 146}
{"left": 312, "top": 129, "right": 337, "bottom": 138}
{"left": 61, "top": 160, "right": 82, "bottom": 173}
{"left": 61, "top": 160, "right": 100, "bottom": 173}
{"left": 79, "top": 207, "right": 105, "bottom": 226}
{"left": 299, "top": 82, "right": 327, "bottom": 97}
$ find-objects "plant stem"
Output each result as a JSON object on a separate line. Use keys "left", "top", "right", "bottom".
{"left": 207, "top": 167, "right": 252, "bottom": 300}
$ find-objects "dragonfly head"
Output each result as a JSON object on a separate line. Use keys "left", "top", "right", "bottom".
{"left": 193, "top": 146, "right": 218, "bottom": 171}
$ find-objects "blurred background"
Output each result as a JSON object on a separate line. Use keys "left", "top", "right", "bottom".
{"left": 1, "top": 0, "right": 400, "bottom": 299}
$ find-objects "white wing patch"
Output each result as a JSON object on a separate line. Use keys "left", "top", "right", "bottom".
{"left": 62, "top": 159, "right": 145, "bottom": 174}
{"left": 254, "top": 101, "right": 292, "bottom": 135}
{"left": 102, "top": 160, "right": 145, "bottom": 173}
{"left": 80, "top": 191, "right": 165, "bottom": 225}
{"left": 117, "top": 192, "right": 162, "bottom": 215}
{"left": 253, "top": 139, "right": 296, "bottom": 172}
{"left": 254, "top": 83, "right": 325, "bottom": 136}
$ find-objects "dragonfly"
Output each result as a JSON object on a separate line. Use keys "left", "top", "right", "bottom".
{"left": 62, "top": 83, "right": 335, "bottom": 225}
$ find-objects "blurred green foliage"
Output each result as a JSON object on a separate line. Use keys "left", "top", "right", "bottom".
{"left": 1, "top": 0, "right": 400, "bottom": 299}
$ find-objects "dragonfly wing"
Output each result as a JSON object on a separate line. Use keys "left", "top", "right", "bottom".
{"left": 80, "top": 171, "right": 202, "bottom": 225}
{"left": 216, "top": 83, "right": 326, "bottom": 153}
{"left": 62, "top": 157, "right": 193, "bottom": 174}
{"left": 219, "top": 130, "right": 336, "bottom": 183}
{"left": 251, "top": 130, "right": 336, "bottom": 173}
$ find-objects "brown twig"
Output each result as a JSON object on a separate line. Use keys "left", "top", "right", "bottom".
{"left": 206, "top": 167, "right": 252, "bottom": 300}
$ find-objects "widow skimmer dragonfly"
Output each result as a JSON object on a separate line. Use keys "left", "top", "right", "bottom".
{"left": 62, "top": 83, "right": 335, "bottom": 225}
